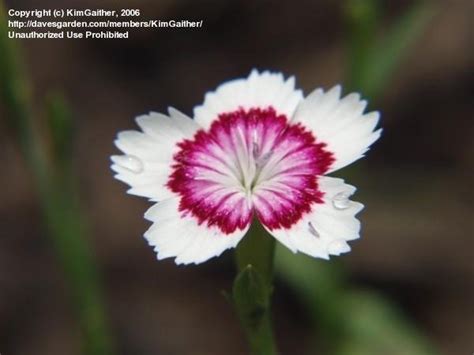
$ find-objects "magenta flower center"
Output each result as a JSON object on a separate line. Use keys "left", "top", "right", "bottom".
{"left": 167, "top": 107, "right": 334, "bottom": 234}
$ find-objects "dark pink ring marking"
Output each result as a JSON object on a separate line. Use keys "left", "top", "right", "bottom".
{"left": 167, "top": 107, "right": 334, "bottom": 234}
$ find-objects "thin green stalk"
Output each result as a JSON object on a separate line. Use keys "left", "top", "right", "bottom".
{"left": 0, "top": 5, "right": 48, "bottom": 188}
{"left": 343, "top": 0, "right": 380, "bottom": 94}
{"left": 0, "top": 3, "right": 114, "bottom": 354}
{"left": 233, "top": 222, "right": 278, "bottom": 355}
{"left": 344, "top": 0, "right": 436, "bottom": 100}
{"left": 236, "top": 221, "right": 275, "bottom": 285}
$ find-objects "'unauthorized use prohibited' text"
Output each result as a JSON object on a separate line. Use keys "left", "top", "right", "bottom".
{"left": 6, "top": 8, "right": 203, "bottom": 39}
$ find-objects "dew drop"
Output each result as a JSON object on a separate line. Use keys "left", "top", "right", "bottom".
{"left": 332, "top": 192, "right": 351, "bottom": 210}
{"left": 113, "top": 155, "right": 143, "bottom": 174}
{"left": 327, "top": 239, "right": 350, "bottom": 255}
{"left": 308, "top": 222, "right": 319, "bottom": 238}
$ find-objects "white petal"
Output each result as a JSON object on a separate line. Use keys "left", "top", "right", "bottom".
{"left": 292, "top": 86, "right": 381, "bottom": 173}
{"left": 144, "top": 197, "right": 249, "bottom": 265}
{"left": 111, "top": 110, "right": 200, "bottom": 201}
{"left": 263, "top": 176, "right": 363, "bottom": 259}
{"left": 194, "top": 69, "right": 303, "bottom": 129}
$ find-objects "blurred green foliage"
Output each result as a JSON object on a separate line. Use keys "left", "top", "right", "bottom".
{"left": 46, "top": 93, "right": 74, "bottom": 169}
{"left": 276, "top": 247, "right": 438, "bottom": 355}
{"left": 345, "top": 0, "right": 436, "bottom": 101}
{"left": 275, "top": 1, "right": 438, "bottom": 354}
{"left": 0, "top": 3, "right": 114, "bottom": 355}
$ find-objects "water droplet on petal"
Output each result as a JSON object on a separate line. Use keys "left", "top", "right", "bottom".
{"left": 308, "top": 222, "right": 319, "bottom": 238}
{"left": 113, "top": 155, "right": 143, "bottom": 174}
{"left": 332, "top": 192, "right": 351, "bottom": 210}
{"left": 327, "top": 239, "right": 350, "bottom": 255}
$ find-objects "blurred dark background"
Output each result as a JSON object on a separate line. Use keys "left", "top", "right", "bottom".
{"left": 0, "top": 0, "right": 472, "bottom": 354}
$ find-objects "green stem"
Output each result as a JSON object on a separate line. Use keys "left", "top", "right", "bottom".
{"left": 234, "top": 222, "right": 278, "bottom": 355}
{"left": 243, "top": 309, "right": 277, "bottom": 355}
{"left": 236, "top": 221, "right": 275, "bottom": 285}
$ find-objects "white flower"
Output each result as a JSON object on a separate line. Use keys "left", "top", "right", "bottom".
{"left": 111, "top": 70, "right": 381, "bottom": 265}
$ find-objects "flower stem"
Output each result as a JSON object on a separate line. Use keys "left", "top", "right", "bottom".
{"left": 236, "top": 221, "right": 275, "bottom": 285}
{"left": 234, "top": 221, "right": 278, "bottom": 355}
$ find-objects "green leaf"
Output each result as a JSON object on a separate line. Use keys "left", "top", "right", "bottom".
{"left": 233, "top": 265, "right": 270, "bottom": 328}
{"left": 46, "top": 92, "right": 74, "bottom": 169}
{"left": 334, "top": 291, "right": 439, "bottom": 355}
{"left": 344, "top": 0, "right": 381, "bottom": 95}
{"left": 345, "top": 0, "right": 436, "bottom": 100}
{"left": 232, "top": 265, "right": 277, "bottom": 355}
{"left": 275, "top": 246, "right": 439, "bottom": 355}
{"left": 364, "top": 1, "right": 436, "bottom": 100}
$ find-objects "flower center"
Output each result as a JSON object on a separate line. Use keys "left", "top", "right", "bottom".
{"left": 167, "top": 107, "right": 334, "bottom": 234}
